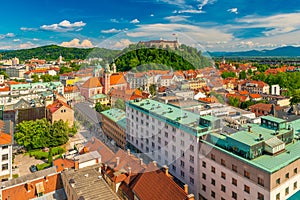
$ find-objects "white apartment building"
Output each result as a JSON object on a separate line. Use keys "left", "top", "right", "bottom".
{"left": 126, "top": 99, "right": 220, "bottom": 196}
{"left": 0, "top": 132, "right": 13, "bottom": 182}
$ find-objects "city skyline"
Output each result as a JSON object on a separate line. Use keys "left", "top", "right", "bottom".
{"left": 0, "top": 0, "right": 299, "bottom": 51}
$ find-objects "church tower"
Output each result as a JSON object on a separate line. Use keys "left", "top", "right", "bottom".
{"left": 112, "top": 63, "right": 117, "bottom": 73}
{"left": 103, "top": 63, "right": 111, "bottom": 94}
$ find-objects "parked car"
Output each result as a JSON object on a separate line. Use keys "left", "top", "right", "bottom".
{"left": 29, "top": 165, "right": 37, "bottom": 173}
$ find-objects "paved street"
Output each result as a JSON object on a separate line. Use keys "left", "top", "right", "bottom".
{"left": 14, "top": 154, "right": 46, "bottom": 177}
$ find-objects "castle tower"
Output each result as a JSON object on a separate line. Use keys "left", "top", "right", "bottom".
{"left": 112, "top": 63, "right": 117, "bottom": 73}
{"left": 103, "top": 63, "right": 111, "bottom": 94}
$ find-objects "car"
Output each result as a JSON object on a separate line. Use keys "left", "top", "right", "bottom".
{"left": 29, "top": 165, "right": 37, "bottom": 173}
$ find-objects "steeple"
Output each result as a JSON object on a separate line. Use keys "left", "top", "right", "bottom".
{"left": 112, "top": 63, "right": 117, "bottom": 73}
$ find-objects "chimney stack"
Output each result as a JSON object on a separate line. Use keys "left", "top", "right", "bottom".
{"left": 74, "top": 159, "right": 79, "bottom": 170}
{"left": 128, "top": 167, "right": 131, "bottom": 176}
{"left": 153, "top": 161, "right": 157, "bottom": 167}
{"left": 104, "top": 164, "right": 108, "bottom": 171}
{"left": 140, "top": 158, "right": 143, "bottom": 165}
{"left": 248, "top": 125, "right": 252, "bottom": 132}
{"left": 184, "top": 184, "right": 188, "bottom": 194}
{"left": 187, "top": 194, "right": 195, "bottom": 200}
{"left": 127, "top": 149, "right": 130, "bottom": 155}
{"left": 162, "top": 165, "right": 169, "bottom": 176}
{"left": 116, "top": 157, "right": 120, "bottom": 167}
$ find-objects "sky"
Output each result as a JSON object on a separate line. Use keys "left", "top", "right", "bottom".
{"left": 0, "top": 0, "right": 299, "bottom": 51}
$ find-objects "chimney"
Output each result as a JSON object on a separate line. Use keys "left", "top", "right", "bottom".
{"left": 74, "top": 159, "right": 79, "bottom": 170}
{"left": 104, "top": 164, "right": 108, "bottom": 171}
{"left": 184, "top": 184, "right": 189, "bottom": 194}
{"left": 139, "top": 158, "right": 143, "bottom": 165}
{"left": 128, "top": 167, "right": 131, "bottom": 176}
{"left": 153, "top": 161, "right": 157, "bottom": 167}
{"left": 162, "top": 165, "right": 169, "bottom": 176}
{"left": 187, "top": 194, "right": 195, "bottom": 200}
{"left": 127, "top": 149, "right": 130, "bottom": 155}
{"left": 248, "top": 125, "right": 252, "bottom": 132}
{"left": 116, "top": 157, "right": 120, "bottom": 167}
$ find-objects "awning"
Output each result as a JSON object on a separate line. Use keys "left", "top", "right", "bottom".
{"left": 36, "top": 182, "right": 45, "bottom": 194}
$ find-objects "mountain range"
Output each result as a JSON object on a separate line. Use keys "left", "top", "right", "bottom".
{"left": 210, "top": 46, "right": 300, "bottom": 57}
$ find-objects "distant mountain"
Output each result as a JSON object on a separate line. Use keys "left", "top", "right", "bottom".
{"left": 210, "top": 46, "right": 300, "bottom": 57}
{"left": 0, "top": 45, "right": 120, "bottom": 61}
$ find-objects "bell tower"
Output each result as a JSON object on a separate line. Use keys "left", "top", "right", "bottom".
{"left": 103, "top": 64, "right": 111, "bottom": 94}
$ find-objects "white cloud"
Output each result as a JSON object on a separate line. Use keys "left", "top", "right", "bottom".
{"left": 112, "top": 39, "right": 132, "bottom": 49}
{"left": 130, "top": 19, "right": 140, "bottom": 24}
{"left": 197, "top": 0, "right": 216, "bottom": 10}
{"left": 19, "top": 42, "right": 37, "bottom": 49}
{"left": 20, "top": 27, "right": 38, "bottom": 31}
{"left": 236, "top": 13, "right": 300, "bottom": 36}
{"left": 160, "top": 0, "right": 186, "bottom": 7}
{"left": 13, "top": 39, "right": 20, "bottom": 42}
{"left": 33, "top": 38, "right": 39, "bottom": 41}
{"left": 0, "top": 33, "right": 15, "bottom": 39}
{"left": 101, "top": 28, "right": 122, "bottom": 34}
{"left": 40, "top": 20, "right": 86, "bottom": 32}
{"left": 178, "top": 9, "right": 205, "bottom": 14}
{"left": 60, "top": 38, "right": 93, "bottom": 48}
{"left": 227, "top": 8, "right": 238, "bottom": 14}
{"left": 110, "top": 18, "right": 119, "bottom": 23}
{"left": 150, "top": 14, "right": 154, "bottom": 17}
{"left": 164, "top": 15, "right": 190, "bottom": 22}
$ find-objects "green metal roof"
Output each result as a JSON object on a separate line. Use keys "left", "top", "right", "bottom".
{"left": 127, "top": 99, "right": 215, "bottom": 136}
{"left": 261, "top": 115, "right": 286, "bottom": 123}
{"left": 227, "top": 131, "right": 261, "bottom": 147}
{"left": 101, "top": 108, "right": 126, "bottom": 130}
{"left": 90, "top": 94, "right": 107, "bottom": 100}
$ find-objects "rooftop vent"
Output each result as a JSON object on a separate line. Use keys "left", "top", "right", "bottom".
{"left": 183, "top": 113, "right": 188, "bottom": 118}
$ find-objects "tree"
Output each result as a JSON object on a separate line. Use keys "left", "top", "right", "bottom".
{"left": 149, "top": 84, "right": 157, "bottom": 96}
{"left": 0, "top": 71, "right": 9, "bottom": 79}
{"left": 31, "top": 74, "right": 39, "bottom": 83}
{"left": 239, "top": 70, "right": 247, "bottom": 80}
{"left": 48, "top": 148, "right": 53, "bottom": 164}
{"left": 221, "top": 71, "right": 236, "bottom": 79}
{"left": 290, "top": 91, "right": 300, "bottom": 105}
{"left": 95, "top": 102, "right": 110, "bottom": 113}
{"left": 114, "top": 99, "right": 125, "bottom": 111}
{"left": 228, "top": 96, "right": 240, "bottom": 107}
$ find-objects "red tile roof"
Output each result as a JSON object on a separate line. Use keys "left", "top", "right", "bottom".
{"left": 84, "top": 137, "right": 114, "bottom": 163}
{"left": 82, "top": 77, "right": 102, "bottom": 88}
{"left": 249, "top": 93, "right": 261, "bottom": 99}
{"left": 64, "top": 85, "right": 79, "bottom": 93}
{"left": 46, "top": 100, "right": 71, "bottom": 114}
{"left": 53, "top": 158, "right": 74, "bottom": 172}
{"left": 0, "top": 133, "right": 12, "bottom": 145}
{"left": 110, "top": 73, "right": 127, "bottom": 85}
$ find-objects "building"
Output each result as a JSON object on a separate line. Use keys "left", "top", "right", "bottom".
{"left": 0, "top": 127, "right": 13, "bottom": 182}
{"left": 0, "top": 167, "right": 66, "bottom": 200}
{"left": 61, "top": 164, "right": 120, "bottom": 200}
{"left": 198, "top": 116, "right": 300, "bottom": 200}
{"left": 46, "top": 100, "right": 74, "bottom": 126}
{"left": 89, "top": 94, "right": 110, "bottom": 106}
{"left": 5, "top": 65, "right": 28, "bottom": 78}
{"left": 138, "top": 39, "right": 180, "bottom": 49}
{"left": 63, "top": 85, "right": 80, "bottom": 102}
{"left": 189, "top": 79, "right": 207, "bottom": 90}
{"left": 100, "top": 108, "right": 126, "bottom": 149}
{"left": 80, "top": 77, "right": 103, "bottom": 99}
{"left": 126, "top": 99, "right": 221, "bottom": 195}
{"left": 238, "top": 80, "right": 270, "bottom": 94}
{"left": 125, "top": 72, "right": 154, "bottom": 91}
{"left": 250, "top": 103, "right": 284, "bottom": 117}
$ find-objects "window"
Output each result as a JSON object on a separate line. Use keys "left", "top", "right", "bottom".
{"left": 294, "top": 182, "right": 297, "bottom": 190}
{"left": 180, "top": 170, "right": 185, "bottom": 177}
{"left": 211, "top": 154, "right": 215, "bottom": 161}
{"left": 190, "top": 166, "right": 194, "bottom": 174}
{"left": 202, "top": 161, "right": 206, "bottom": 168}
{"left": 158, "top": 137, "right": 161, "bottom": 144}
{"left": 172, "top": 135, "right": 176, "bottom": 142}
{"left": 180, "top": 160, "right": 185, "bottom": 168}
{"left": 202, "top": 184, "right": 206, "bottom": 191}
{"left": 158, "top": 155, "right": 161, "bottom": 160}
{"left": 152, "top": 142, "right": 155, "bottom": 148}
{"left": 164, "top": 141, "right": 168, "bottom": 146}
{"left": 165, "top": 132, "right": 168, "bottom": 138}
{"left": 276, "top": 193, "right": 280, "bottom": 200}
{"left": 2, "top": 163, "right": 8, "bottom": 171}
{"left": 172, "top": 165, "right": 176, "bottom": 171}
{"left": 211, "top": 166, "right": 215, "bottom": 173}
{"left": 165, "top": 150, "right": 168, "bottom": 157}
{"left": 172, "top": 145, "right": 176, "bottom": 152}
{"left": 221, "top": 172, "right": 226, "bottom": 179}
{"left": 211, "top": 191, "right": 215, "bottom": 198}
{"left": 285, "top": 187, "right": 289, "bottom": 195}
{"left": 190, "top": 177, "right": 194, "bottom": 185}
{"left": 221, "top": 184, "right": 226, "bottom": 192}
{"left": 2, "top": 154, "right": 8, "bottom": 161}
{"left": 244, "top": 170, "right": 250, "bottom": 179}
{"left": 190, "top": 145, "right": 194, "bottom": 152}
{"left": 294, "top": 168, "right": 298, "bottom": 174}
{"left": 211, "top": 178, "right": 215, "bottom": 186}
{"left": 221, "top": 159, "right": 226, "bottom": 166}
{"left": 180, "top": 140, "right": 185, "bottom": 147}
{"left": 244, "top": 185, "right": 250, "bottom": 194}
{"left": 232, "top": 191, "right": 237, "bottom": 200}
{"left": 202, "top": 173, "right": 206, "bottom": 180}
{"left": 232, "top": 164, "right": 237, "bottom": 172}
{"left": 258, "top": 192, "right": 264, "bottom": 200}
{"left": 190, "top": 155, "right": 194, "bottom": 164}
{"left": 285, "top": 173, "right": 289, "bottom": 179}
{"left": 276, "top": 178, "right": 281, "bottom": 185}
{"left": 180, "top": 150, "right": 185, "bottom": 157}
{"left": 232, "top": 178, "right": 237, "bottom": 186}
{"left": 2, "top": 145, "right": 8, "bottom": 149}
{"left": 258, "top": 177, "right": 264, "bottom": 186}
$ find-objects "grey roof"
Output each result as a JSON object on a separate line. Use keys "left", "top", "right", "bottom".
{"left": 74, "top": 151, "right": 101, "bottom": 164}
{"left": 0, "top": 167, "right": 57, "bottom": 188}
{"left": 265, "top": 137, "right": 285, "bottom": 148}
{"left": 62, "top": 164, "right": 120, "bottom": 200}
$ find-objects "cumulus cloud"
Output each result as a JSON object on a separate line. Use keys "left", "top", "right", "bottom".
{"left": 198, "top": 0, "right": 216, "bottom": 10}
{"left": 20, "top": 27, "right": 38, "bottom": 31}
{"left": 60, "top": 38, "right": 93, "bottom": 48}
{"left": 40, "top": 20, "right": 86, "bottom": 32}
{"left": 130, "top": 19, "right": 140, "bottom": 24}
{"left": 236, "top": 13, "right": 300, "bottom": 36}
{"left": 227, "top": 8, "right": 238, "bottom": 14}
{"left": 0, "top": 33, "right": 15, "bottom": 39}
{"left": 164, "top": 15, "right": 190, "bottom": 22}
{"left": 101, "top": 28, "right": 122, "bottom": 34}
{"left": 112, "top": 39, "right": 132, "bottom": 49}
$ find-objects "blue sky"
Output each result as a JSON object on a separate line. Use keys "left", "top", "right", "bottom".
{"left": 0, "top": 0, "right": 299, "bottom": 51}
